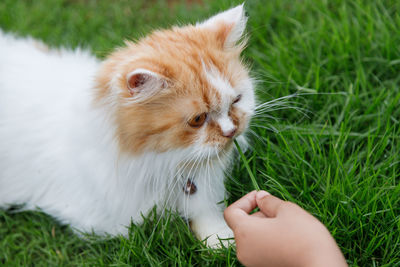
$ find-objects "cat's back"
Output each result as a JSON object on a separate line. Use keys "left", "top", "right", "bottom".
{"left": 0, "top": 31, "right": 101, "bottom": 199}
{"left": 0, "top": 31, "right": 99, "bottom": 114}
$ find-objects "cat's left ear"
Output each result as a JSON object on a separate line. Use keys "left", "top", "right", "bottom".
{"left": 126, "top": 69, "right": 167, "bottom": 101}
{"left": 197, "top": 4, "right": 247, "bottom": 49}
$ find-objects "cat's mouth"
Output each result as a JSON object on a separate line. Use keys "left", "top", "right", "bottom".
{"left": 221, "top": 139, "right": 235, "bottom": 152}
{"left": 204, "top": 140, "right": 236, "bottom": 158}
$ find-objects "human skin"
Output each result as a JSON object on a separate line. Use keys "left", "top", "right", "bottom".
{"left": 224, "top": 190, "right": 347, "bottom": 267}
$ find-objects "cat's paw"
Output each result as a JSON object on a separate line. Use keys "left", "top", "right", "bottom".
{"left": 191, "top": 218, "right": 235, "bottom": 249}
{"left": 203, "top": 226, "right": 235, "bottom": 249}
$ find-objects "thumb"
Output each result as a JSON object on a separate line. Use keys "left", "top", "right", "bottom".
{"left": 224, "top": 190, "right": 258, "bottom": 230}
{"left": 256, "top": 191, "right": 285, "bottom": 218}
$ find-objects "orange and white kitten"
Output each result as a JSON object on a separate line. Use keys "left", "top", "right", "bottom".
{"left": 0, "top": 5, "right": 254, "bottom": 247}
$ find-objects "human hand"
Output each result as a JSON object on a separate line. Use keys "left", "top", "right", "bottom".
{"left": 224, "top": 191, "right": 347, "bottom": 267}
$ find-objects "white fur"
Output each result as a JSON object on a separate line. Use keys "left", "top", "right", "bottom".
{"left": 0, "top": 5, "right": 253, "bottom": 248}
{"left": 0, "top": 34, "right": 228, "bottom": 239}
{"left": 0, "top": 33, "right": 232, "bottom": 245}
{"left": 204, "top": 64, "right": 254, "bottom": 138}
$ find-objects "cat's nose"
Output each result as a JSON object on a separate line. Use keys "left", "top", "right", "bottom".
{"left": 222, "top": 128, "right": 237, "bottom": 138}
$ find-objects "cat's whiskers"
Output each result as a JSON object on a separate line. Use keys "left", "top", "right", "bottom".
{"left": 159, "top": 152, "right": 196, "bottom": 205}
{"left": 249, "top": 92, "right": 316, "bottom": 138}
{"left": 247, "top": 129, "right": 268, "bottom": 147}
{"left": 255, "top": 106, "right": 310, "bottom": 118}
{"left": 208, "top": 150, "right": 222, "bottom": 212}
{"left": 254, "top": 92, "right": 311, "bottom": 115}
{"left": 247, "top": 128, "right": 263, "bottom": 140}
{"left": 184, "top": 151, "right": 205, "bottom": 219}
{"left": 250, "top": 123, "right": 280, "bottom": 133}
{"left": 254, "top": 93, "right": 300, "bottom": 109}
{"left": 167, "top": 151, "right": 199, "bottom": 205}
{"left": 255, "top": 98, "right": 308, "bottom": 111}
{"left": 255, "top": 91, "right": 346, "bottom": 118}
{"left": 214, "top": 149, "right": 226, "bottom": 175}
{"left": 218, "top": 150, "right": 234, "bottom": 180}
{"left": 168, "top": 148, "right": 203, "bottom": 220}
{"left": 255, "top": 100, "right": 296, "bottom": 111}
{"left": 205, "top": 150, "right": 212, "bottom": 203}
{"left": 145, "top": 150, "right": 201, "bottom": 245}
{"left": 181, "top": 159, "right": 197, "bottom": 223}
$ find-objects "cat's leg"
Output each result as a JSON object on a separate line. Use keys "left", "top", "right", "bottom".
{"left": 189, "top": 202, "right": 234, "bottom": 248}
{"left": 178, "top": 172, "right": 234, "bottom": 248}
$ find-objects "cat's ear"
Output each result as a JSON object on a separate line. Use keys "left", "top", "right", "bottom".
{"left": 197, "top": 4, "right": 247, "bottom": 48}
{"left": 126, "top": 69, "right": 167, "bottom": 100}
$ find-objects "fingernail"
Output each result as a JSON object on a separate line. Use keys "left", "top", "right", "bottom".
{"left": 256, "top": 190, "right": 270, "bottom": 200}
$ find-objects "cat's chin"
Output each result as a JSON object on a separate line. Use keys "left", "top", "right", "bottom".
{"left": 196, "top": 141, "right": 235, "bottom": 161}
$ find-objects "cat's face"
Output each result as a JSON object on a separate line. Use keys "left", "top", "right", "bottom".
{"left": 96, "top": 5, "right": 254, "bottom": 157}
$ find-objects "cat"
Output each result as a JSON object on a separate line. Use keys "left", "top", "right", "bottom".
{"left": 0, "top": 4, "right": 254, "bottom": 247}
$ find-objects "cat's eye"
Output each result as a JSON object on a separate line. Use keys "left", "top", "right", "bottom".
{"left": 233, "top": 94, "right": 242, "bottom": 104}
{"left": 188, "top": 113, "right": 208, "bottom": 128}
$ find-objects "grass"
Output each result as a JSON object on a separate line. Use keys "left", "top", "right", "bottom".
{"left": 0, "top": 0, "right": 399, "bottom": 266}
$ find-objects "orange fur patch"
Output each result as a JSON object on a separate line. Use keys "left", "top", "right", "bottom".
{"left": 94, "top": 21, "right": 250, "bottom": 155}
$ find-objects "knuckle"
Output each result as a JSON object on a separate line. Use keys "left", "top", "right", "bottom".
{"left": 223, "top": 207, "right": 231, "bottom": 220}
{"left": 234, "top": 226, "right": 246, "bottom": 239}
{"left": 234, "top": 226, "right": 249, "bottom": 246}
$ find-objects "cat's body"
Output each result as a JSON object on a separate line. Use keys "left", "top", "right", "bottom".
{"left": 0, "top": 5, "right": 254, "bottom": 246}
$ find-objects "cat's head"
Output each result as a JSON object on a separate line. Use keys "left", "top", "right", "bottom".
{"left": 96, "top": 4, "right": 254, "bottom": 158}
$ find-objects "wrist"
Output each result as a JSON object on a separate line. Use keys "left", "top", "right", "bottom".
{"left": 304, "top": 241, "right": 347, "bottom": 267}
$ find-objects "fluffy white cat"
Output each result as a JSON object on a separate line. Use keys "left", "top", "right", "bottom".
{"left": 0, "top": 4, "right": 255, "bottom": 247}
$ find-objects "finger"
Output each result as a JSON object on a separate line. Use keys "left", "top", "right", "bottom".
{"left": 229, "top": 190, "right": 258, "bottom": 213}
{"left": 224, "top": 190, "right": 257, "bottom": 230}
{"left": 256, "top": 191, "right": 285, "bottom": 218}
{"left": 250, "top": 211, "right": 267, "bottom": 218}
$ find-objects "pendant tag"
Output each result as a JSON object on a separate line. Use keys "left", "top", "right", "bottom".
{"left": 183, "top": 179, "right": 197, "bottom": 195}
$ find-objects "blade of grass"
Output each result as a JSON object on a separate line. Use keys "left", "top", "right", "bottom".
{"left": 234, "top": 139, "right": 260, "bottom": 191}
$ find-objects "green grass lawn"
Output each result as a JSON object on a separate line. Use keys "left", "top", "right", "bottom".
{"left": 1, "top": 0, "right": 399, "bottom": 266}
